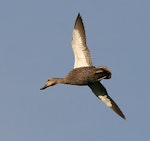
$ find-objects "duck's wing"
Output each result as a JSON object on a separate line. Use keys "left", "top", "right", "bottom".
{"left": 72, "top": 13, "right": 93, "bottom": 68}
{"left": 88, "top": 82, "right": 126, "bottom": 119}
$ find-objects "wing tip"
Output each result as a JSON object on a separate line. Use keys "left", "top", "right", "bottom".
{"left": 117, "top": 109, "right": 126, "bottom": 120}
{"left": 74, "top": 12, "right": 83, "bottom": 29}
{"left": 110, "top": 99, "right": 126, "bottom": 120}
{"left": 77, "top": 12, "right": 81, "bottom": 18}
{"left": 98, "top": 94, "right": 126, "bottom": 120}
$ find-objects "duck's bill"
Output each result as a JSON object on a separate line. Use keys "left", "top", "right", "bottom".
{"left": 40, "top": 85, "right": 48, "bottom": 90}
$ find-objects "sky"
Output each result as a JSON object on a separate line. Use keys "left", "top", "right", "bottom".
{"left": 0, "top": 0, "right": 150, "bottom": 141}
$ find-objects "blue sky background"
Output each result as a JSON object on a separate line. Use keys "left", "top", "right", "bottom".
{"left": 0, "top": 0, "right": 150, "bottom": 141}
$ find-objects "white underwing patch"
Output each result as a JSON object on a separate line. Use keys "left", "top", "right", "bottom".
{"left": 98, "top": 95, "right": 112, "bottom": 107}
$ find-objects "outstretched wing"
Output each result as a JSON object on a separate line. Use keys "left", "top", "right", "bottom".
{"left": 72, "top": 13, "right": 93, "bottom": 68}
{"left": 88, "top": 82, "right": 125, "bottom": 119}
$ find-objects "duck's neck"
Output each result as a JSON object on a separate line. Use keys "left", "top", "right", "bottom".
{"left": 53, "top": 77, "right": 66, "bottom": 84}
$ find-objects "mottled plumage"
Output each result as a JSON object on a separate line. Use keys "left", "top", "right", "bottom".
{"left": 40, "top": 13, "right": 125, "bottom": 119}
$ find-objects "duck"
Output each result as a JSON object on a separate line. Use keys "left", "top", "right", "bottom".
{"left": 40, "top": 13, "right": 125, "bottom": 119}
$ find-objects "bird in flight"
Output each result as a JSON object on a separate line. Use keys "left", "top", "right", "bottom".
{"left": 40, "top": 13, "right": 125, "bottom": 119}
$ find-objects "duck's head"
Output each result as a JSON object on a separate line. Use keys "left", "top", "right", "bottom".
{"left": 40, "top": 78, "right": 58, "bottom": 90}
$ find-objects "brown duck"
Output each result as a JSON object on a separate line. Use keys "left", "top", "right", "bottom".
{"left": 40, "top": 13, "right": 125, "bottom": 119}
